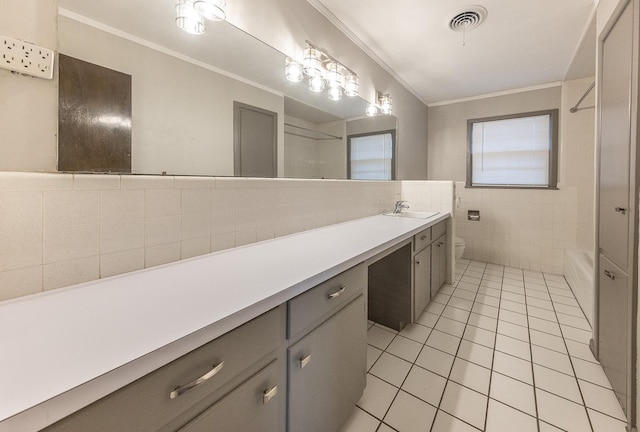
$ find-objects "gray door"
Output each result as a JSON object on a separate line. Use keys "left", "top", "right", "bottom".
{"left": 599, "top": 255, "right": 629, "bottom": 413}
{"left": 598, "top": 1, "right": 632, "bottom": 270}
{"left": 234, "top": 102, "right": 277, "bottom": 177}
{"left": 597, "top": 0, "right": 635, "bottom": 418}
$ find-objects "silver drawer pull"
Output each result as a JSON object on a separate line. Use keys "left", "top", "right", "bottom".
{"left": 421, "top": 235, "right": 428, "bottom": 240}
{"left": 263, "top": 385, "right": 278, "bottom": 404}
{"left": 169, "top": 361, "right": 224, "bottom": 399}
{"left": 604, "top": 269, "right": 616, "bottom": 280}
{"left": 300, "top": 354, "right": 311, "bottom": 369}
{"left": 328, "top": 286, "right": 346, "bottom": 299}
{"left": 416, "top": 260, "right": 421, "bottom": 265}
{"left": 615, "top": 207, "right": 627, "bottom": 214}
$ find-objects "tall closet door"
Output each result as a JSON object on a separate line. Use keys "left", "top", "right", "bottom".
{"left": 597, "top": 0, "right": 636, "bottom": 419}
{"left": 599, "top": 0, "right": 633, "bottom": 270}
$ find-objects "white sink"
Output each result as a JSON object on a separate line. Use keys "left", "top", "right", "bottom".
{"left": 383, "top": 211, "right": 439, "bottom": 219}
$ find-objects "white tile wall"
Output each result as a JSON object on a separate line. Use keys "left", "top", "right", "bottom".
{"left": 454, "top": 182, "right": 578, "bottom": 274}
{"left": 0, "top": 173, "right": 421, "bottom": 301}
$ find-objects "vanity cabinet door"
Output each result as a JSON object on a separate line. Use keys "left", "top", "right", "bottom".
{"left": 431, "top": 234, "right": 447, "bottom": 297}
{"left": 287, "top": 296, "right": 367, "bottom": 432}
{"left": 177, "top": 361, "right": 281, "bottom": 432}
{"left": 414, "top": 246, "right": 431, "bottom": 317}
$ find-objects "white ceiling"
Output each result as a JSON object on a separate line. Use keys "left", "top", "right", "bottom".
{"left": 311, "top": 0, "right": 596, "bottom": 104}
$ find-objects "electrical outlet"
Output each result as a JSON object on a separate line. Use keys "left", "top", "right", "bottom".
{"left": 1, "top": 35, "right": 54, "bottom": 80}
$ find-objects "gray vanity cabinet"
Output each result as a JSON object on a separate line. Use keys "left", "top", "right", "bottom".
{"left": 176, "top": 361, "right": 281, "bottom": 432}
{"left": 413, "top": 230, "right": 432, "bottom": 318}
{"left": 42, "top": 306, "right": 286, "bottom": 432}
{"left": 287, "top": 265, "right": 367, "bottom": 432}
{"left": 430, "top": 221, "right": 448, "bottom": 298}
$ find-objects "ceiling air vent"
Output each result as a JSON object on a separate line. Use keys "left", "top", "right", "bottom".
{"left": 447, "top": 5, "right": 488, "bottom": 32}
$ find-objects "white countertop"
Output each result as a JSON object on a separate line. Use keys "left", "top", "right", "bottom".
{"left": 0, "top": 212, "right": 449, "bottom": 431}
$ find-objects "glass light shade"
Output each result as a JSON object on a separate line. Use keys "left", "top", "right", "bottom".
{"left": 176, "top": 0, "right": 206, "bottom": 34}
{"left": 303, "top": 48, "right": 323, "bottom": 77}
{"left": 194, "top": 0, "right": 226, "bottom": 21}
{"left": 366, "top": 104, "right": 378, "bottom": 116}
{"left": 380, "top": 95, "right": 392, "bottom": 115}
{"left": 344, "top": 74, "right": 359, "bottom": 97}
{"left": 328, "top": 86, "right": 342, "bottom": 101}
{"left": 285, "top": 58, "right": 304, "bottom": 82}
{"left": 309, "top": 75, "right": 325, "bottom": 92}
{"left": 326, "top": 62, "right": 344, "bottom": 89}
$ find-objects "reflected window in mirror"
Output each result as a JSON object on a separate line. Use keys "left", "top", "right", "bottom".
{"left": 347, "top": 130, "right": 395, "bottom": 180}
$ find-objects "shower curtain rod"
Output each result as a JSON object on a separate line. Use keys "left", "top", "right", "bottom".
{"left": 284, "top": 123, "right": 343, "bottom": 140}
{"left": 570, "top": 81, "right": 596, "bottom": 113}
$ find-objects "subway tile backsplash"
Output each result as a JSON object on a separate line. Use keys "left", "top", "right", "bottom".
{"left": 1, "top": 173, "right": 459, "bottom": 301}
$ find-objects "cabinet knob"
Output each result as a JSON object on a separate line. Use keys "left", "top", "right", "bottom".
{"left": 615, "top": 207, "right": 627, "bottom": 214}
{"left": 300, "top": 354, "right": 311, "bottom": 369}
{"left": 169, "top": 361, "right": 224, "bottom": 399}
{"left": 263, "top": 385, "right": 278, "bottom": 404}
{"left": 604, "top": 269, "right": 616, "bottom": 280}
{"left": 416, "top": 261, "right": 421, "bottom": 265}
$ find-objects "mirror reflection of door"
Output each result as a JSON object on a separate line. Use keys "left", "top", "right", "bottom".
{"left": 233, "top": 102, "right": 277, "bottom": 177}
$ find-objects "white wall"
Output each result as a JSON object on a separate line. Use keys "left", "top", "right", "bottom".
{"left": 283, "top": 115, "right": 346, "bottom": 179}
{"left": 0, "top": 0, "right": 58, "bottom": 172}
{"left": 561, "top": 77, "right": 596, "bottom": 250}
{"left": 427, "top": 85, "right": 597, "bottom": 274}
{"left": 58, "top": 17, "right": 285, "bottom": 177}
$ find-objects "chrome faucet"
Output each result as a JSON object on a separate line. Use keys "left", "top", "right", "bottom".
{"left": 393, "top": 200, "right": 410, "bottom": 214}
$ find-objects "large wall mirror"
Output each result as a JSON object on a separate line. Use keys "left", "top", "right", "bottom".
{"left": 56, "top": 0, "right": 398, "bottom": 179}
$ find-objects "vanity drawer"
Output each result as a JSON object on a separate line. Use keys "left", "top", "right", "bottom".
{"left": 288, "top": 263, "right": 366, "bottom": 339}
{"left": 44, "top": 306, "right": 284, "bottom": 432}
{"left": 177, "top": 361, "right": 281, "bottom": 432}
{"left": 432, "top": 220, "right": 447, "bottom": 239}
{"left": 414, "top": 228, "right": 431, "bottom": 252}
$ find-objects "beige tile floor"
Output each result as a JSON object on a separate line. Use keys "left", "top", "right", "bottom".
{"left": 340, "top": 259, "right": 628, "bottom": 432}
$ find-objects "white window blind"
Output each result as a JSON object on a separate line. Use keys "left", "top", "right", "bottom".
{"left": 470, "top": 114, "right": 553, "bottom": 187}
{"left": 349, "top": 133, "right": 394, "bottom": 180}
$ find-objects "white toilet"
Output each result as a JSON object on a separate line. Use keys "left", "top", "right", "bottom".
{"left": 454, "top": 237, "right": 466, "bottom": 259}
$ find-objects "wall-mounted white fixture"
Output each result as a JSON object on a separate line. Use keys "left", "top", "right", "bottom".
{"left": 285, "top": 41, "right": 359, "bottom": 102}
{"left": 0, "top": 35, "right": 54, "bottom": 79}
{"left": 366, "top": 91, "right": 393, "bottom": 116}
{"left": 175, "top": 0, "right": 226, "bottom": 35}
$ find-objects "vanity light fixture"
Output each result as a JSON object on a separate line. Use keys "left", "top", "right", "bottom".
{"left": 194, "top": 0, "right": 226, "bottom": 21}
{"left": 285, "top": 58, "right": 304, "bottom": 82}
{"left": 175, "top": 0, "right": 206, "bottom": 34}
{"left": 365, "top": 91, "right": 393, "bottom": 116}
{"left": 175, "top": 0, "right": 226, "bottom": 35}
{"left": 285, "top": 41, "right": 359, "bottom": 101}
{"left": 380, "top": 93, "right": 393, "bottom": 115}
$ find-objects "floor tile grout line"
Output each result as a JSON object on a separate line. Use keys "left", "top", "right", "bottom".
{"left": 428, "top": 260, "right": 484, "bottom": 432}
{"left": 541, "top": 272, "right": 598, "bottom": 432}
{"left": 482, "top": 265, "right": 505, "bottom": 432}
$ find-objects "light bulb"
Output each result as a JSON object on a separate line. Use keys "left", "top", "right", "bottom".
{"left": 285, "top": 58, "right": 304, "bottom": 82}
{"left": 303, "top": 48, "right": 322, "bottom": 78}
{"left": 328, "top": 86, "right": 342, "bottom": 101}
{"left": 326, "top": 62, "right": 344, "bottom": 89}
{"left": 309, "top": 75, "right": 325, "bottom": 92}
{"left": 344, "top": 74, "right": 359, "bottom": 97}
{"left": 366, "top": 104, "right": 378, "bottom": 116}
{"left": 175, "top": 0, "right": 206, "bottom": 34}
{"left": 193, "top": 0, "right": 226, "bottom": 21}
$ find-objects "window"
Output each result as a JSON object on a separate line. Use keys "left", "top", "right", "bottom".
{"left": 348, "top": 130, "right": 395, "bottom": 180}
{"left": 466, "top": 110, "right": 558, "bottom": 189}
